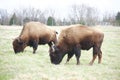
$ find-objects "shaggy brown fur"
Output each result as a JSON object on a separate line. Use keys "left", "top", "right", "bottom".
{"left": 49, "top": 24, "right": 104, "bottom": 65}
{"left": 13, "top": 22, "right": 57, "bottom": 53}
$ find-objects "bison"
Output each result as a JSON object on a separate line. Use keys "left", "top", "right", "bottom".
{"left": 49, "top": 24, "right": 104, "bottom": 65}
{"left": 13, "top": 22, "right": 57, "bottom": 54}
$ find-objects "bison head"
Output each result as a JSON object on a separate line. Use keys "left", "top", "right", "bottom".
{"left": 12, "top": 38, "right": 27, "bottom": 54}
{"left": 49, "top": 42, "right": 64, "bottom": 64}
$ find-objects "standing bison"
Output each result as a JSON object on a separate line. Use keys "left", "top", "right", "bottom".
{"left": 49, "top": 25, "right": 104, "bottom": 65}
{"left": 13, "top": 22, "right": 57, "bottom": 54}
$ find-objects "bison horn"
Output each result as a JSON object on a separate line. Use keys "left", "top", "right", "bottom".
{"left": 16, "top": 37, "right": 24, "bottom": 45}
{"left": 51, "top": 42, "right": 55, "bottom": 52}
{"left": 16, "top": 37, "right": 21, "bottom": 42}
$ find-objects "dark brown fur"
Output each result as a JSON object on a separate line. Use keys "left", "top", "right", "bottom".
{"left": 13, "top": 22, "right": 57, "bottom": 53}
{"left": 49, "top": 25, "right": 104, "bottom": 65}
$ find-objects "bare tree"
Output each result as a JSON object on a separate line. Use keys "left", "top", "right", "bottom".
{"left": 69, "top": 4, "right": 99, "bottom": 26}
{"left": 37, "top": 10, "right": 47, "bottom": 24}
{"left": 102, "top": 11, "right": 116, "bottom": 25}
{"left": 14, "top": 7, "right": 47, "bottom": 25}
{"left": 0, "top": 9, "right": 9, "bottom": 25}
{"left": 85, "top": 7, "right": 99, "bottom": 26}
{"left": 69, "top": 4, "right": 87, "bottom": 24}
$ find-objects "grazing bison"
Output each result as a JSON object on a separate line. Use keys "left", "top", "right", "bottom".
{"left": 49, "top": 24, "right": 104, "bottom": 65}
{"left": 13, "top": 22, "right": 57, "bottom": 54}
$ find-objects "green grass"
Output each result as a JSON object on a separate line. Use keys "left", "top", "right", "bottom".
{"left": 0, "top": 25, "right": 120, "bottom": 80}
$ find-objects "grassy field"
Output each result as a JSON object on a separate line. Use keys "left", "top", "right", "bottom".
{"left": 0, "top": 25, "right": 120, "bottom": 80}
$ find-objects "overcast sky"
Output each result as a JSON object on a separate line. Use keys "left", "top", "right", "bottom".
{"left": 0, "top": 0, "right": 120, "bottom": 18}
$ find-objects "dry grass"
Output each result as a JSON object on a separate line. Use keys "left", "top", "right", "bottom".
{"left": 0, "top": 25, "right": 120, "bottom": 80}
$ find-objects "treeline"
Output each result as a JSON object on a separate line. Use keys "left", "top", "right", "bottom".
{"left": 0, "top": 4, "right": 120, "bottom": 26}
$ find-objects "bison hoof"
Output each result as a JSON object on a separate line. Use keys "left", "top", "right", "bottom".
{"left": 76, "top": 63, "right": 80, "bottom": 65}
{"left": 33, "top": 52, "right": 36, "bottom": 54}
{"left": 89, "top": 62, "right": 93, "bottom": 66}
{"left": 98, "top": 61, "right": 101, "bottom": 64}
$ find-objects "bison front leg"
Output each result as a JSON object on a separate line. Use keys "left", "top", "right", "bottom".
{"left": 33, "top": 40, "right": 38, "bottom": 54}
{"left": 66, "top": 50, "right": 74, "bottom": 64}
{"left": 74, "top": 45, "right": 81, "bottom": 65}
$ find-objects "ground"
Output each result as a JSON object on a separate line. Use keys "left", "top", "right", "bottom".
{"left": 0, "top": 25, "right": 120, "bottom": 80}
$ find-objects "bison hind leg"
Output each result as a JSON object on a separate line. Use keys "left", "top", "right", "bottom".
{"left": 89, "top": 45, "right": 98, "bottom": 65}
{"left": 98, "top": 50, "right": 102, "bottom": 64}
{"left": 89, "top": 54, "right": 97, "bottom": 65}
{"left": 89, "top": 44, "right": 102, "bottom": 65}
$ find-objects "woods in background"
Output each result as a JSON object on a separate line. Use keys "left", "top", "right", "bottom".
{"left": 0, "top": 4, "right": 120, "bottom": 26}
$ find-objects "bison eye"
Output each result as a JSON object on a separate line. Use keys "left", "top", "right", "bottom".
{"left": 19, "top": 42, "right": 23, "bottom": 45}
{"left": 50, "top": 51, "right": 59, "bottom": 57}
{"left": 50, "top": 53, "right": 56, "bottom": 57}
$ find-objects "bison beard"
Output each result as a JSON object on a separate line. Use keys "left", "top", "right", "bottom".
{"left": 49, "top": 25, "right": 104, "bottom": 65}
{"left": 49, "top": 47, "right": 67, "bottom": 64}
